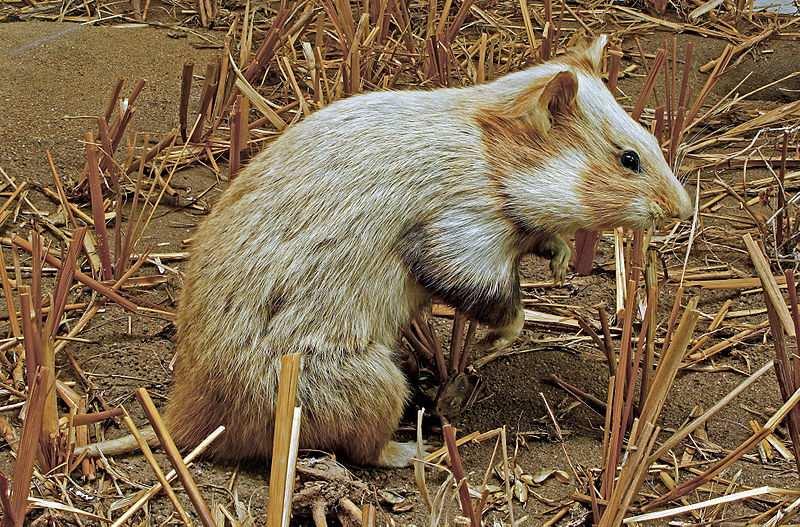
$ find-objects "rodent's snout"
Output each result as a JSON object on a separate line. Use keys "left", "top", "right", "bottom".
{"left": 666, "top": 178, "right": 694, "bottom": 222}
{"left": 673, "top": 187, "right": 694, "bottom": 221}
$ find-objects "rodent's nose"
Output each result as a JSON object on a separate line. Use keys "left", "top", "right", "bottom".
{"left": 671, "top": 185, "right": 694, "bottom": 221}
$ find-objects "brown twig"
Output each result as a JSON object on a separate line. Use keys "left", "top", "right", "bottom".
{"left": 9, "top": 236, "right": 137, "bottom": 311}
{"left": 135, "top": 388, "right": 216, "bottom": 527}
{"left": 7, "top": 368, "right": 47, "bottom": 527}
{"left": 122, "top": 410, "right": 193, "bottom": 525}
{"left": 443, "top": 424, "right": 479, "bottom": 527}
{"left": 646, "top": 386, "right": 800, "bottom": 510}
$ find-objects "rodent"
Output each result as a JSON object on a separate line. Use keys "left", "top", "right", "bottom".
{"left": 163, "top": 35, "right": 693, "bottom": 467}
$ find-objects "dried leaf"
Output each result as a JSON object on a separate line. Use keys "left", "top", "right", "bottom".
{"left": 378, "top": 489, "right": 406, "bottom": 505}
{"left": 531, "top": 468, "right": 558, "bottom": 484}
{"left": 513, "top": 479, "right": 529, "bottom": 503}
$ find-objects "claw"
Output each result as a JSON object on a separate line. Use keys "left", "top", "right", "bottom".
{"left": 549, "top": 236, "right": 571, "bottom": 285}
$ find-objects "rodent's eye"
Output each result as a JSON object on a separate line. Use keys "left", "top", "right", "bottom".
{"left": 620, "top": 150, "right": 640, "bottom": 173}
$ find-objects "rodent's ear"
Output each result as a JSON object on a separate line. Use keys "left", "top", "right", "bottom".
{"left": 478, "top": 70, "right": 577, "bottom": 136}
{"left": 539, "top": 70, "right": 578, "bottom": 123}
{"left": 584, "top": 34, "right": 608, "bottom": 72}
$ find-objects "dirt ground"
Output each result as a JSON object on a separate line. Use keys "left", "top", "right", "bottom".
{"left": 1, "top": 9, "right": 799, "bottom": 527}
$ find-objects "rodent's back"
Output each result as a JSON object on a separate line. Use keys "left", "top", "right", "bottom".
{"left": 178, "top": 87, "right": 497, "bottom": 370}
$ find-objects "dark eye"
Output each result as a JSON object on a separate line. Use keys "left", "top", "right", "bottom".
{"left": 620, "top": 150, "right": 640, "bottom": 173}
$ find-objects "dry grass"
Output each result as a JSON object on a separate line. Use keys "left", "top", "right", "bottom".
{"left": 0, "top": 0, "right": 799, "bottom": 525}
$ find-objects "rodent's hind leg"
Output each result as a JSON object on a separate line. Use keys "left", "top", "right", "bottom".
{"left": 298, "top": 343, "right": 412, "bottom": 467}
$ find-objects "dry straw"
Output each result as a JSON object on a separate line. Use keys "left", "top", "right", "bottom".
{"left": 1, "top": 0, "right": 800, "bottom": 524}
{"left": 266, "top": 352, "right": 303, "bottom": 527}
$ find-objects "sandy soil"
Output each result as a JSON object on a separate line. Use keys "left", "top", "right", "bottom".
{"left": 1, "top": 15, "right": 799, "bottom": 527}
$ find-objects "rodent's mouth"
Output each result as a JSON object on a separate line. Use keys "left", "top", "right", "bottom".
{"left": 585, "top": 202, "right": 665, "bottom": 231}
{"left": 644, "top": 203, "right": 668, "bottom": 229}
{"left": 619, "top": 211, "right": 662, "bottom": 232}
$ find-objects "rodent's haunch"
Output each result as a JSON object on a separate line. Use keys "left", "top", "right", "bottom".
{"left": 165, "top": 35, "right": 692, "bottom": 467}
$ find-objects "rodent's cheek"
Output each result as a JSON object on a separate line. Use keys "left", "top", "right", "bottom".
{"left": 580, "top": 198, "right": 639, "bottom": 230}
{"left": 577, "top": 173, "right": 649, "bottom": 230}
{"left": 634, "top": 197, "right": 664, "bottom": 229}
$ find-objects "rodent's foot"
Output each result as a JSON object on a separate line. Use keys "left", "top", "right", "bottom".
{"left": 477, "top": 308, "right": 524, "bottom": 353}
{"left": 549, "top": 236, "right": 571, "bottom": 285}
{"left": 436, "top": 373, "right": 475, "bottom": 419}
{"left": 377, "top": 440, "right": 427, "bottom": 468}
{"left": 476, "top": 332, "right": 515, "bottom": 353}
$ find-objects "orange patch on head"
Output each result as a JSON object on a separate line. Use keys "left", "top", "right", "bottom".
{"left": 474, "top": 109, "right": 548, "bottom": 175}
{"left": 474, "top": 69, "right": 580, "bottom": 180}
{"left": 577, "top": 160, "right": 648, "bottom": 229}
{"left": 473, "top": 108, "right": 548, "bottom": 235}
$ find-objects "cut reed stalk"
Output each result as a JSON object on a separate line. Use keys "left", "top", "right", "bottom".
{"left": 573, "top": 229, "right": 598, "bottom": 276}
{"left": 97, "top": 118, "right": 114, "bottom": 175}
{"left": 0, "top": 249, "right": 20, "bottom": 340}
{"left": 640, "top": 250, "right": 658, "bottom": 406}
{"left": 647, "top": 385, "right": 800, "bottom": 510}
{"left": 518, "top": 0, "right": 535, "bottom": 53}
{"left": 179, "top": 63, "right": 194, "bottom": 142}
{"left": 635, "top": 299, "right": 699, "bottom": 443}
{"left": 267, "top": 353, "right": 303, "bottom": 527}
{"left": 744, "top": 233, "right": 795, "bottom": 336}
{"left": 110, "top": 426, "right": 225, "bottom": 527}
{"left": 121, "top": 410, "right": 193, "bottom": 525}
{"left": 9, "top": 236, "right": 137, "bottom": 311}
{"left": 602, "top": 278, "right": 636, "bottom": 501}
{"left": 575, "top": 313, "right": 611, "bottom": 373}
{"left": 243, "top": 7, "right": 291, "bottom": 84}
{"left": 281, "top": 406, "right": 302, "bottom": 527}
{"left": 71, "top": 407, "right": 124, "bottom": 427}
{"left": 684, "top": 45, "right": 733, "bottom": 133}
{"left": 443, "top": 424, "right": 478, "bottom": 527}
{"left": 75, "top": 397, "right": 95, "bottom": 480}
{"left": 6, "top": 368, "right": 47, "bottom": 527}
{"left": 765, "top": 270, "right": 800, "bottom": 476}
{"left": 190, "top": 63, "right": 219, "bottom": 143}
{"left": 125, "top": 130, "right": 178, "bottom": 175}
{"left": 46, "top": 227, "right": 86, "bottom": 338}
{"left": 103, "top": 79, "right": 124, "bottom": 123}
{"left": 110, "top": 79, "right": 145, "bottom": 153}
{"left": 135, "top": 388, "right": 217, "bottom": 527}
{"left": 598, "top": 422, "right": 660, "bottom": 527}
{"left": 444, "top": 0, "right": 474, "bottom": 43}
{"left": 361, "top": 504, "right": 376, "bottom": 527}
{"left": 84, "top": 133, "right": 113, "bottom": 281}
{"left": 230, "top": 95, "right": 242, "bottom": 180}
{"left": 777, "top": 133, "right": 789, "bottom": 250}
{"left": 662, "top": 286, "right": 684, "bottom": 353}
{"left": 448, "top": 311, "right": 466, "bottom": 373}
{"left": 649, "top": 359, "right": 774, "bottom": 462}
{"left": 631, "top": 48, "right": 666, "bottom": 122}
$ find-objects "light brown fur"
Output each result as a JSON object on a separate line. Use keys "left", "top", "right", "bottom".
{"left": 163, "top": 36, "right": 692, "bottom": 467}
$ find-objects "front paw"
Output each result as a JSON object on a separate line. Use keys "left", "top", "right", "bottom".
{"left": 549, "top": 236, "right": 571, "bottom": 285}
